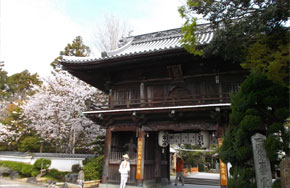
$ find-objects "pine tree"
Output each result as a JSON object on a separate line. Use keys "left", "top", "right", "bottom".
{"left": 220, "top": 72, "right": 289, "bottom": 187}
{"left": 51, "top": 36, "right": 90, "bottom": 71}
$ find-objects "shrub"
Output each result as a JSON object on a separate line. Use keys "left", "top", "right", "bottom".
{"left": 197, "top": 163, "right": 205, "bottom": 172}
{"left": 71, "top": 164, "right": 81, "bottom": 173}
{"left": 20, "top": 164, "right": 34, "bottom": 177}
{"left": 31, "top": 169, "right": 40, "bottom": 177}
{"left": 0, "top": 161, "right": 21, "bottom": 172}
{"left": 34, "top": 158, "right": 51, "bottom": 170}
{"left": 83, "top": 155, "right": 103, "bottom": 180}
{"left": 46, "top": 168, "right": 68, "bottom": 181}
{"left": 272, "top": 179, "right": 281, "bottom": 188}
{"left": 227, "top": 166, "right": 256, "bottom": 188}
{"left": 47, "top": 168, "right": 62, "bottom": 179}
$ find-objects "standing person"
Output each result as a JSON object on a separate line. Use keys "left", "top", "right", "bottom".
{"left": 119, "top": 154, "right": 130, "bottom": 188}
{"left": 175, "top": 157, "right": 184, "bottom": 186}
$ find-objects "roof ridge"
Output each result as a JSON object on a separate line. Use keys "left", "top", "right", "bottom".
{"left": 131, "top": 28, "right": 182, "bottom": 43}
{"left": 118, "top": 23, "right": 213, "bottom": 47}
{"left": 132, "top": 33, "right": 182, "bottom": 45}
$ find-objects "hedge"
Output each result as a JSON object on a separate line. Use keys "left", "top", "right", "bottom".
{"left": 0, "top": 161, "right": 34, "bottom": 177}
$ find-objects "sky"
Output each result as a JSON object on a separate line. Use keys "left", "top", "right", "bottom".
{"left": 0, "top": 0, "right": 185, "bottom": 78}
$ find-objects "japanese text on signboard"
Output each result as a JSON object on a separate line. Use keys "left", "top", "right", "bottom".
{"left": 218, "top": 138, "right": 228, "bottom": 186}
{"left": 136, "top": 137, "right": 143, "bottom": 179}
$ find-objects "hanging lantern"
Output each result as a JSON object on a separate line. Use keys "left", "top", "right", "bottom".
{"left": 199, "top": 131, "right": 210, "bottom": 148}
{"left": 158, "top": 131, "right": 169, "bottom": 147}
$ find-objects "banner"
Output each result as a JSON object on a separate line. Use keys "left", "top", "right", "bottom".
{"left": 136, "top": 137, "right": 144, "bottom": 179}
{"left": 218, "top": 138, "right": 228, "bottom": 186}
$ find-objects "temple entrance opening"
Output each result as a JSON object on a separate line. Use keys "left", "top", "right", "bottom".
{"left": 105, "top": 129, "right": 222, "bottom": 187}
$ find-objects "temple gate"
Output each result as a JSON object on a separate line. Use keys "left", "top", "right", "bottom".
{"left": 61, "top": 24, "right": 246, "bottom": 187}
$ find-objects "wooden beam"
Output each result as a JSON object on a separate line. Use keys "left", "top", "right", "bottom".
{"left": 110, "top": 125, "right": 137, "bottom": 131}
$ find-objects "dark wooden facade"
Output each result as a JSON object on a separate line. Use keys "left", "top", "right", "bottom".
{"left": 61, "top": 26, "right": 247, "bottom": 187}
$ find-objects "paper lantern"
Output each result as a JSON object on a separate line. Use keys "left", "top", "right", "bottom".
{"left": 158, "top": 131, "right": 169, "bottom": 147}
{"left": 199, "top": 131, "right": 210, "bottom": 148}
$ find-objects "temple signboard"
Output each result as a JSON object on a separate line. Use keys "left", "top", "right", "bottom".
{"left": 136, "top": 137, "right": 144, "bottom": 180}
{"left": 218, "top": 138, "right": 228, "bottom": 187}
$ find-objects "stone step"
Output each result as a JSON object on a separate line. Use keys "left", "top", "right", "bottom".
{"left": 184, "top": 178, "right": 220, "bottom": 186}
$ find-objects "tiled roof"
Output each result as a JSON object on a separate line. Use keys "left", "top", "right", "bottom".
{"left": 60, "top": 23, "right": 214, "bottom": 64}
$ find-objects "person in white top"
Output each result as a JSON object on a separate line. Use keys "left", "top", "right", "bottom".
{"left": 119, "top": 154, "right": 130, "bottom": 188}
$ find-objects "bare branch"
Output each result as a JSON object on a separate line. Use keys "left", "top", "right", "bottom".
{"left": 93, "top": 13, "right": 131, "bottom": 52}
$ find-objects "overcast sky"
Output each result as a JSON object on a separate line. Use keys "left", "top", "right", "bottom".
{"left": 0, "top": 0, "right": 185, "bottom": 78}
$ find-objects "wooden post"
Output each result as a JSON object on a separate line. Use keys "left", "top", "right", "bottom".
{"left": 136, "top": 128, "right": 145, "bottom": 186}
{"left": 140, "top": 82, "right": 145, "bottom": 107}
{"left": 39, "top": 141, "right": 43, "bottom": 153}
{"left": 154, "top": 132, "right": 161, "bottom": 185}
{"left": 109, "top": 89, "right": 113, "bottom": 108}
{"left": 102, "top": 128, "right": 112, "bottom": 183}
{"left": 215, "top": 75, "right": 223, "bottom": 102}
{"left": 166, "top": 145, "right": 170, "bottom": 183}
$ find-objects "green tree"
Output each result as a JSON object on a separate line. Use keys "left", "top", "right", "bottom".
{"left": 179, "top": 0, "right": 289, "bottom": 84}
{"left": 89, "top": 135, "right": 105, "bottom": 156}
{"left": 220, "top": 72, "right": 289, "bottom": 187}
{"left": 242, "top": 29, "right": 289, "bottom": 84}
{"left": 0, "top": 62, "right": 9, "bottom": 100}
{"left": 0, "top": 65, "right": 42, "bottom": 151}
{"left": 179, "top": 144, "right": 217, "bottom": 172}
{"left": 51, "top": 36, "right": 90, "bottom": 71}
{"left": 18, "top": 135, "right": 41, "bottom": 152}
{"left": 0, "top": 68, "right": 41, "bottom": 102}
{"left": 0, "top": 101, "right": 40, "bottom": 151}
{"left": 6, "top": 70, "right": 42, "bottom": 99}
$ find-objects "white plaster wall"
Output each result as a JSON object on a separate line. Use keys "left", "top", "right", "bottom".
{"left": 0, "top": 155, "right": 32, "bottom": 163}
{"left": 42, "top": 157, "right": 83, "bottom": 172}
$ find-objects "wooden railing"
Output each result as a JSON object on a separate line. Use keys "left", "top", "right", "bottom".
{"left": 109, "top": 93, "right": 231, "bottom": 109}
{"left": 109, "top": 151, "right": 137, "bottom": 161}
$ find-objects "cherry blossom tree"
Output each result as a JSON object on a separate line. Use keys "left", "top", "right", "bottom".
{"left": 22, "top": 71, "right": 108, "bottom": 153}
{"left": 0, "top": 122, "right": 20, "bottom": 146}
